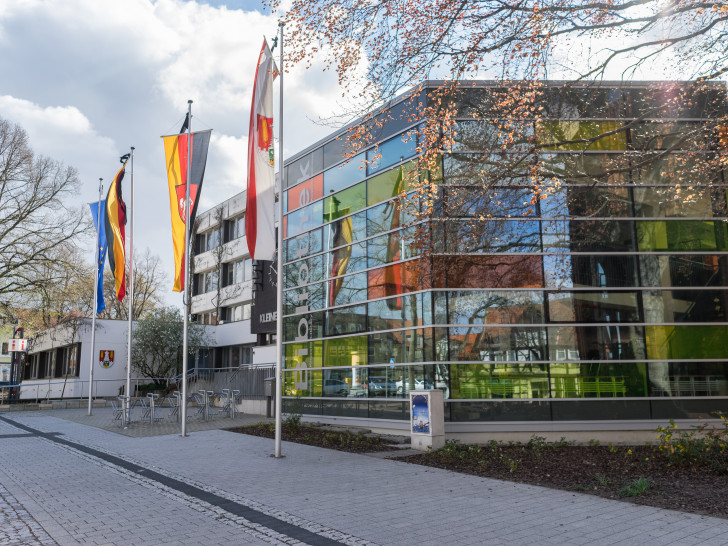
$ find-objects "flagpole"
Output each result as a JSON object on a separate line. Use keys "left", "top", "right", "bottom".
{"left": 88, "top": 177, "right": 103, "bottom": 416}
{"left": 125, "top": 147, "right": 135, "bottom": 425}
{"left": 274, "top": 21, "right": 285, "bottom": 458}
{"left": 181, "top": 100, "right": 192, "bottom": 437}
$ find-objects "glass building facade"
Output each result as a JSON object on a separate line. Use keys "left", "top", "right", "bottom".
{"left": 281, "top": 81, "right": 728, "bottom": 424}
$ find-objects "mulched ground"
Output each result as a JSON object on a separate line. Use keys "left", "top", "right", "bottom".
{"left": 227, "top": 424, "right": 728, "bottom": 519}
{"left": 403, "top": 443, "right": 728, "bottom": 519}
{"left": 227, "top": 422, "right": 393, "bottom": 453}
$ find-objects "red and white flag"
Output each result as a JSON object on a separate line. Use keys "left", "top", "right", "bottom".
{"left": 246, "top": 40, "right": 277, "bottom": 261}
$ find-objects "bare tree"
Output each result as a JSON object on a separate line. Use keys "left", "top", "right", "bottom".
{"left": 101, "top": 248, "right": 166, "bottom": 320}
{"left": 0, "top": 118, "right": 89, "bottom": 323}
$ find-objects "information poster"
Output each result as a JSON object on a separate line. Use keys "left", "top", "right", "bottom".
{"left": 411, "top": 393, "right": 430, "bottom": 434}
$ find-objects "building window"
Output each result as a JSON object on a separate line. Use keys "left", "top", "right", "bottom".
{"left": 224, "top": 215, "right": 245, "bottom": 243}
{"left": 224, "top": 258, "right": 253, "bottom": 286}
{"left": 222, "top": 302, "right": 252, "bottom": 323}
{"left": 196, "top": 228, "right": 220, "bottom": 254}
{"left": 1, "top": 342, "right": 7, "bottom": 356}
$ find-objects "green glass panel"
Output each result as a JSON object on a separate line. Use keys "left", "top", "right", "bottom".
{"left": 449, "top": 363, "right": 550, "bottom": 399}
{"left": 549, "top": 361, "right": 647, "bottom": 398}
{"left": 367, "top": 160, "right": 418, "bottom": 206}
{"left": 645, "top": 325, "right": 728, "bottom": 360}
{"left": 323, "top": 335, "right": 368, "bottom": 367}
{"left": 283, "top": 369, "right": 322, "bottom": 397}
{"left": 636, "top": 221, "right": 728, "bottom": 251}
{"left": 536, "top": 121, "right": 626, "bottom": 151}
{"left": 284, "top": 340, "right": 323, "bottom": 367}
{"left": 323, "top": 182, "right": 366, "bottom": 222}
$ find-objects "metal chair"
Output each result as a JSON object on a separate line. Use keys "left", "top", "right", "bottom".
{"left": 110, "top": 400, "right": 123, "bottom": 423}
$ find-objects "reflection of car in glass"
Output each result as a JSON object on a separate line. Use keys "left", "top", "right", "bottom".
{"left": 323, "top": 379, "right": 350, "bottom": 397}
{"left": 367, "top": 376, "right": 398, "bottom": 396}
{"left": 396, "top": 378, "right": 434, "bottom": 393}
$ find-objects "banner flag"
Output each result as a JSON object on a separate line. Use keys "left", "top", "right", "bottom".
{"left": 385, "top": 166, "right": 404, "bottom": 310}
{"left": 89, "top": 200, "right": 108, "bottom": 314}
{"left": 105, "top": 164, "right": 127, "bottom": 302}
{"left": 246, "top": 39, "right": 278, "bottom": 261}
{"left": 162, "top": 128, "right": 212, "bottom": 292}
{"left": 328, "top": 197, "right": 353, "bottom": 307}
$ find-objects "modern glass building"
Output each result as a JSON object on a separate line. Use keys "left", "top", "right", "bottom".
{"left": 281, "top": 80, "right": 728, "bottom": 428}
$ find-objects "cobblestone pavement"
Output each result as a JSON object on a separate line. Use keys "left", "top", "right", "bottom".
{"left": 1, "top": 411, "right": 728, "bottom": 545}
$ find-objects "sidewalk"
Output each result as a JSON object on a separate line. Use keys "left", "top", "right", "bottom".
{"left": 1, "top": 410, "right": 727, "bottom": 545}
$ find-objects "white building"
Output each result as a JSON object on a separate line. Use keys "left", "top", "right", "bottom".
{"left": 22, "top": 319, "right": 129, "bottom": 401}
{"left": 190, "top": 189, "right": 277, "bottom": 370}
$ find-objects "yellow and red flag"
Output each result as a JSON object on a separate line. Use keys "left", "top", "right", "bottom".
{"left": 246, "top": 39, "right": 277, "bottom": 261}
{"left": 104, "top": 163, "right": 127, "bottom": 302}
{"left": 162, "top": 123, "right": 211, "bottom": 292}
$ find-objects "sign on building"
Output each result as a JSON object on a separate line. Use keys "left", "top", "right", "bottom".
{"left": 8, "top": 339, "right": 27, "bottom": 352}
{"left": 251, "top": 259, "right": 277, "bottom": 334}
{"left": 99, "top": 350, "right": 114, "bottom": 368}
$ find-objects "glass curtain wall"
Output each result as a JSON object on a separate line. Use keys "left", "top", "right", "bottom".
{"left": 281, "top": 82, "right": 728, "bottom": 422}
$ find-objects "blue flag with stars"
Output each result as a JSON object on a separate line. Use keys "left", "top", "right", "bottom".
{"left": 89, "top": 200, "right": 108, "bottom": 314}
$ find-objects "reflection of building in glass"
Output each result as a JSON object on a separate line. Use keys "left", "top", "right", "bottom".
{"left": 281, "top": 80, "right": 728, "bottom": 425}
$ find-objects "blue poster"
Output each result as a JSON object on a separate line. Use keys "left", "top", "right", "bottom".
{"left": 411, "top": 394, "right": 430, "bottom": 434}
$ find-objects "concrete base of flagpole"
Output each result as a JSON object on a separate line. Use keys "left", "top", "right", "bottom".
{"left": 269, "top": 454, "right": 286, "bottom": 458}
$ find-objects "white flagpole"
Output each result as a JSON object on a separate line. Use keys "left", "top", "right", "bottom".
{"left": 181, "top": 100, "right": 192, "bottom": 437}
{"left": 125, "top": 148, "right": 135, "bottom": 424}
{"left": 87, "top": 177, "right": 103, "bottom": 416}
{"left": 274, "top": 21, "right": 285, "bottom": 458}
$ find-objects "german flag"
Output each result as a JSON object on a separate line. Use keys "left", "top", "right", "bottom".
{"left": 162, "top": 127, "right": 211, "bottom": 292}
{"left": 105, "top": 163, "right": 127, "bottom": 302}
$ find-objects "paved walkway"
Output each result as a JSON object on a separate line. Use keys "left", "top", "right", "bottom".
{"left": 1, "top": 410, "right": 727, "bottom": 545}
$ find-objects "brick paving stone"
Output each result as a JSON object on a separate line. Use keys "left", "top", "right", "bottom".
{"left": 1, "top": 410, "right": 728, "bottom": 545}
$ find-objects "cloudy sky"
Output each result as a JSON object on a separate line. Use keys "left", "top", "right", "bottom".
{"left": 0, "top": 0, "right": 357, "bottom": 304}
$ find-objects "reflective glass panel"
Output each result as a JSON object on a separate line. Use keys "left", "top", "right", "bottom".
{"left": 542, "top": 219, "right": 635, "bottom": 253}
{"left": 283, "top": 311, "right": 324, "bottom": 342}
{"left": 445, "top": 220, "right": 542, "bottom": 254}
{"left": 287, "top": 174, "right": 324, "bottom": 213}
{"left": 549, "top": 361, "right": 647, "bottom": 398}
{"left": 328, "top": 271, "right": 368, "bottom": 308}
{"left": 645, "top": 325, "right": 728, "bottom": 360}
{"left": 448, "top": 291, "right": 544, "bottom": 325}
{"left": 282, "top": 254, "right": 324, "bottom": 290}
{"left": 642, "top": 290, "right": 728, "bottom": 322}
{"left": 323, "top": 335, "right": 368, "bottom": 367}
{"left": 323, "top": 182, "right": 366, "bottom": 221}
{"left": 285, "top": 228, "right": 322, "bottom": 262}
{"left": 548, "top": 325, "right": 646, "bottom": 361}
{"left": 536, "top": 120, "right": 627, "bottom": 151}
{"left": 547, "top": 292, "right": 640, "bottom": 323}
{"left": 325, "top": 211, "right": 367, "bottom": 248}
{"left": 647, "top": 361, "right": 728, "bottom": 397}
{"left": 285, "top": 200, "right": 323, "bottom": 238}
{"left": 449, "top": 363, "right": 549, "bottom": 399}
{"left": 367, "top": 160, "right": 418, "bottom": 206}
{"left": 449, "top": 326, "right": 547, "bottom": 362}
{"left": 543, "top": 255, "right": 638, "bottom": 289}
{"left": 368, "top": 133, "right": 417, "bottom": 174}
{"left": 633, "top": 186, "right": 726, "bottom": 218}
{"left": 433, "top": 255, "right": 544, "bottom": 289}
{"left": 283, "top": 282, "right": 325, "bottom": 315}
{"left": 539, "top": 186, "right": 632, "bottom": 218}
{"left": 639, "top": 255, "right": 728, "bottom": 287}
{"left": 325, "top": 304, "right": 367, "bottom": 336}
{"left": 323, "top": 153, "right": 366, "bottom": 195}
{"left": 637, "top": 220, "right": 728, "bottom": 252}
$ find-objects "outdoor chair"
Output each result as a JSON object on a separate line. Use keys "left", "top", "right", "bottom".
{"left": 110, "top": 400, "right": 123, "bottom": 422}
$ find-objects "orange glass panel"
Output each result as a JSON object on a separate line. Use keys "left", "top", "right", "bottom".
{"left": 287, "top": 174, "right": 324, "bottom": 213}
